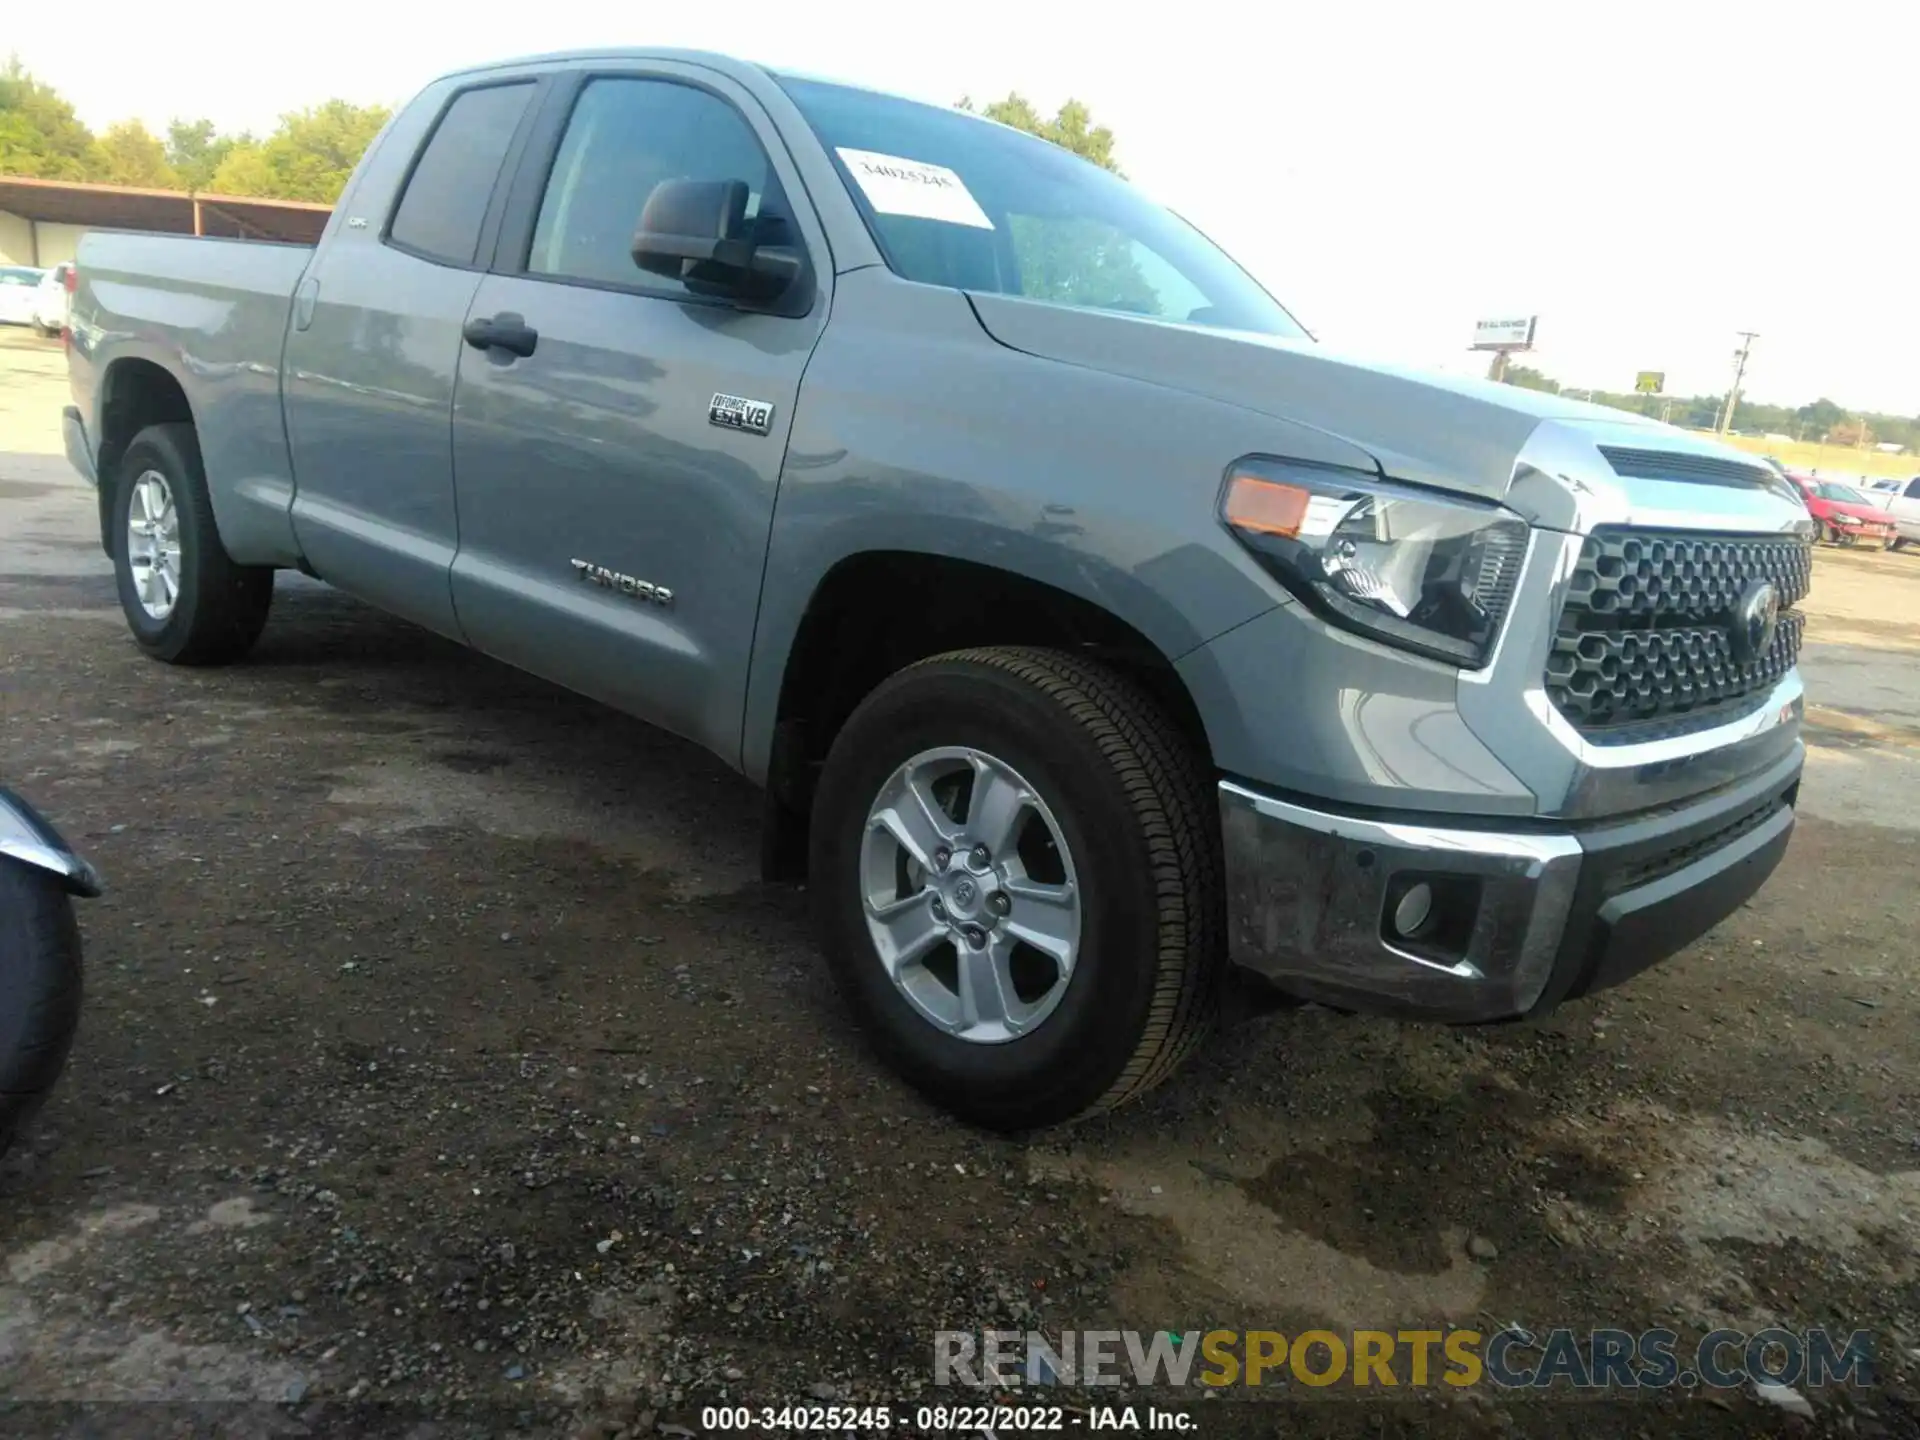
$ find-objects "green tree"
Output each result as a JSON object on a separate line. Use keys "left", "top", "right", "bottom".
{"left": 1003, "top": 214, "right": 1162, "bottom": 315}
{"left": 1796, "top": 398, "right": 1845, "bottom": 436}
{"left": 1502, "top": 365, "right": 1561, "bottom": 394}
{"left": 205, "top": 141, "right": 271, "bottom": 196}
{"left": 0, "top": 55, "right": 95, "bottom": 179}
{"left": 954, "top": 92, "right": 1156, "bottom": 314}
{"left": 208, "top": 99, "right": 390, "bottom": 202}
{"left": 89, "top": 120, "right": 177, "bottom": 188}
{"left": 1681, "top": 397, "right": 1721, "bottom": 429}
{"left": 958, "top": 93, "right": 1122, "bottom": 175}
{"left": 166, "top": 118, "right": 249, "bottom": 193}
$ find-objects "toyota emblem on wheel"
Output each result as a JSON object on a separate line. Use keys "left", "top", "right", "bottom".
{"left": 1730, "top": 580, "right": 1780, "bottom": 663}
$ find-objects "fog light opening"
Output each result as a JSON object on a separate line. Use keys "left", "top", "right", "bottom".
{"left": 1382, "top": 873, "right": 1484, "bottom": 963}
{"left": 1392, "top": 882, "right": 1435, "bottom": 939}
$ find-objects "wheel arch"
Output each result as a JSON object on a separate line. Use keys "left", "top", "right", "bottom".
{"left": 94, "top": 358, "right": 196, "bottom": 551}
{"left": 755, "top": 550, "right": 1214, "bottom": 880}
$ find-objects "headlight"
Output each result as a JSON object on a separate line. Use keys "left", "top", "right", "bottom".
{"left": 1221, "top": 459, "right": 1529, "bottom": 668}
{"left": 1833, "top": 514, "right": 1861, "bottom": 526}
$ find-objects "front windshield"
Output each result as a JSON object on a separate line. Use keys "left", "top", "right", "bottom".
{"left": 778, "top": 77, "right": 1304, "bottom": 337}
{"left": 1814, "top": 482, "right": 1868, "bottom": 504}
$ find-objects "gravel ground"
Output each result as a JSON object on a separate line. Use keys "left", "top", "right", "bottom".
{"left": 2, "top": 327, "right": 1919, "bottom": 1439}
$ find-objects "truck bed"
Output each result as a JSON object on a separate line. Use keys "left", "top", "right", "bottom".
{"left": 70, "top": 231, "right": 315, "bottom": 567}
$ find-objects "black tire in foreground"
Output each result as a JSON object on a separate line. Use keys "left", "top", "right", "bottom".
{"left": 112, "top": 422, "right": 273, "bottom": 665}
{"left": 810, "top": 646, "right": 1222, "bottom": 1130}
{"left": 0, "top": 861, "right": 83, "bottom": 1161}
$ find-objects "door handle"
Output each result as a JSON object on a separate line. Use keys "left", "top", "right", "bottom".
{"left": 462, "top": 312, "right": 538, "bottom": 358}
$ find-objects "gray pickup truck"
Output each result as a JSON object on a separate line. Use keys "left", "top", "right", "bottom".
{"left": 62, "top": 48, "right": 1812, "bottom": 1129}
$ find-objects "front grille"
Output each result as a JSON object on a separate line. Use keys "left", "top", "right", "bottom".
{"left": 1545, "top": 528, "right": 1813, "bottom": 739}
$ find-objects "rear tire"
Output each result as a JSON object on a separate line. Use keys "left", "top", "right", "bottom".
{"left": 810, "top": 646, "right": 1222, "bottom": 1130}
{"left": 0, "top": 863, "right": 84, "bottom": 1162}
{"left": 111, "top": 423, "right": 273, "bottom": 665}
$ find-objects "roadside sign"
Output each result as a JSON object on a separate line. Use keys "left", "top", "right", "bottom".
{"left": 1635, "top": 371, "right": 1665, "bottom": 395}
{"left": 1472, "top": 316, "right": 1537, "bottom": 351}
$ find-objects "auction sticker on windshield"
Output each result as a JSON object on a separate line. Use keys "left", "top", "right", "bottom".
{"left": 836, "top": 148, "right": 994, "bottom": 229}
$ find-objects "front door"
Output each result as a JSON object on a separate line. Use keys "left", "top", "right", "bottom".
{"left": 448, "top": 67, "right": 829, "bottom": 762}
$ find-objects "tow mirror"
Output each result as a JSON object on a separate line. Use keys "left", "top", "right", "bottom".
{"left": 631, "top": 178, "right": 804, "bottom": 307}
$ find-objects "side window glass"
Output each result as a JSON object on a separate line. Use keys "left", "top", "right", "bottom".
{"left": 1906, "top": 479, "right": 1920, "bottom": 499}
{"left": 388, "top": 83, "right": 535, "bottom": 266}
{"left": 528, "top": 78, "right": 787, "bottom": 294}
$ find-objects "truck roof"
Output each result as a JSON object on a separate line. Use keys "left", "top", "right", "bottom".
{"left": 445, "top": 46, "right": 761, "bottom": 76}
{"left": 435, "top": 48, "right": 944, "bottom": 115}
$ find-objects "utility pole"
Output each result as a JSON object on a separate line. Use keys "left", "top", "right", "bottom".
{"left": 1717, "top": 331, "right": 1758, "bottom": 434}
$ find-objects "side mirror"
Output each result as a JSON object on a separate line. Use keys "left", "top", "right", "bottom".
{"left": 631, "top": 178, "right": 804, "bottom": 308}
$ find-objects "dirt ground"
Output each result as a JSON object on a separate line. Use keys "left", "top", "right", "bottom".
{"left": 3, "top": 324, "right": 1918, "bottom": 1439}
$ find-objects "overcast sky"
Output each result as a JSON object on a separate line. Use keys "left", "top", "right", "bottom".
{"left": 16, "top": 0, "right": 1914, "bottom": 414}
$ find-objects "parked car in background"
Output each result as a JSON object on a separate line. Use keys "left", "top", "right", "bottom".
{"left": 30, "top": 263, "right": 73, "bottom": 337}
{"left": 1788, "top": 472, "right": 1898, "bottom": 547}
{"left": 1862, "top": 477, "right": 1920, "bottom": 551}
{"left": 0, "top": 265, "right": 47, "bottom": 326}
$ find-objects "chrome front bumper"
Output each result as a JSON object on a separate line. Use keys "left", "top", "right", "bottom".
{"left": 1219, "top": 745, "right": 1802, "bottom": 1022}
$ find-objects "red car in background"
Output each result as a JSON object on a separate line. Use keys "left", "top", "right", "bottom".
{"left": 1785, "top": 472, "right": 1897, "bottom": 548}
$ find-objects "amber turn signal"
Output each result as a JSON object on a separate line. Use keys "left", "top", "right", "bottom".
{"left": 1223, "top": 472, "right": 1311, "bottom": 539}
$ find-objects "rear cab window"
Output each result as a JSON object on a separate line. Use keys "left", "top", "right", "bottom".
{"left": 776, "top": 76, "right": 1302, "bottom": 336}
{"left": 386, "top": 82, "right": 536, "bottom": 267}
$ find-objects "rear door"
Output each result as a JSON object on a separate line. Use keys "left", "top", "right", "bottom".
{"left": 446, "top": 64, "right": 830, "bottom": 762}
{"left": 283, "top": 77, "right": 541, "bottom": 637}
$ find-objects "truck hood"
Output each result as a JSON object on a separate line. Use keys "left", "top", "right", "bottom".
{"left": 967, "top": 293, "right": 1670, "bottom": 503}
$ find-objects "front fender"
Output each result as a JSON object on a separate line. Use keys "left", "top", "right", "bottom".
{"left": 0, "top": 790, "right": 102, "bottom": 898}
{"left": 739, "top": 273, "right": 1374, "bottom": 779}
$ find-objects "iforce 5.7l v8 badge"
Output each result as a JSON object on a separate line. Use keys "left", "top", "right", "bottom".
{"left": 709, "top": 393, "right": 775, "bottom": 436}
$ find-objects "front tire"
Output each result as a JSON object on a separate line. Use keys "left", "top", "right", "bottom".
{"left": 111, "top": 423, "right": 273, "bottom": 665}
{"left": 810, "top": 647, "right": 1222, "bottom": 1130}
{"left": 0, "top": 863, "right": 84, "bottom": 1161}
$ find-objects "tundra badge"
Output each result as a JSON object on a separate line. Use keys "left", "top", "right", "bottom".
{"left": 709, "top": 393, "right": 775, "bottom": 436}
{"left": 571, "top": 559, "right": 673, "bottom": 607}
